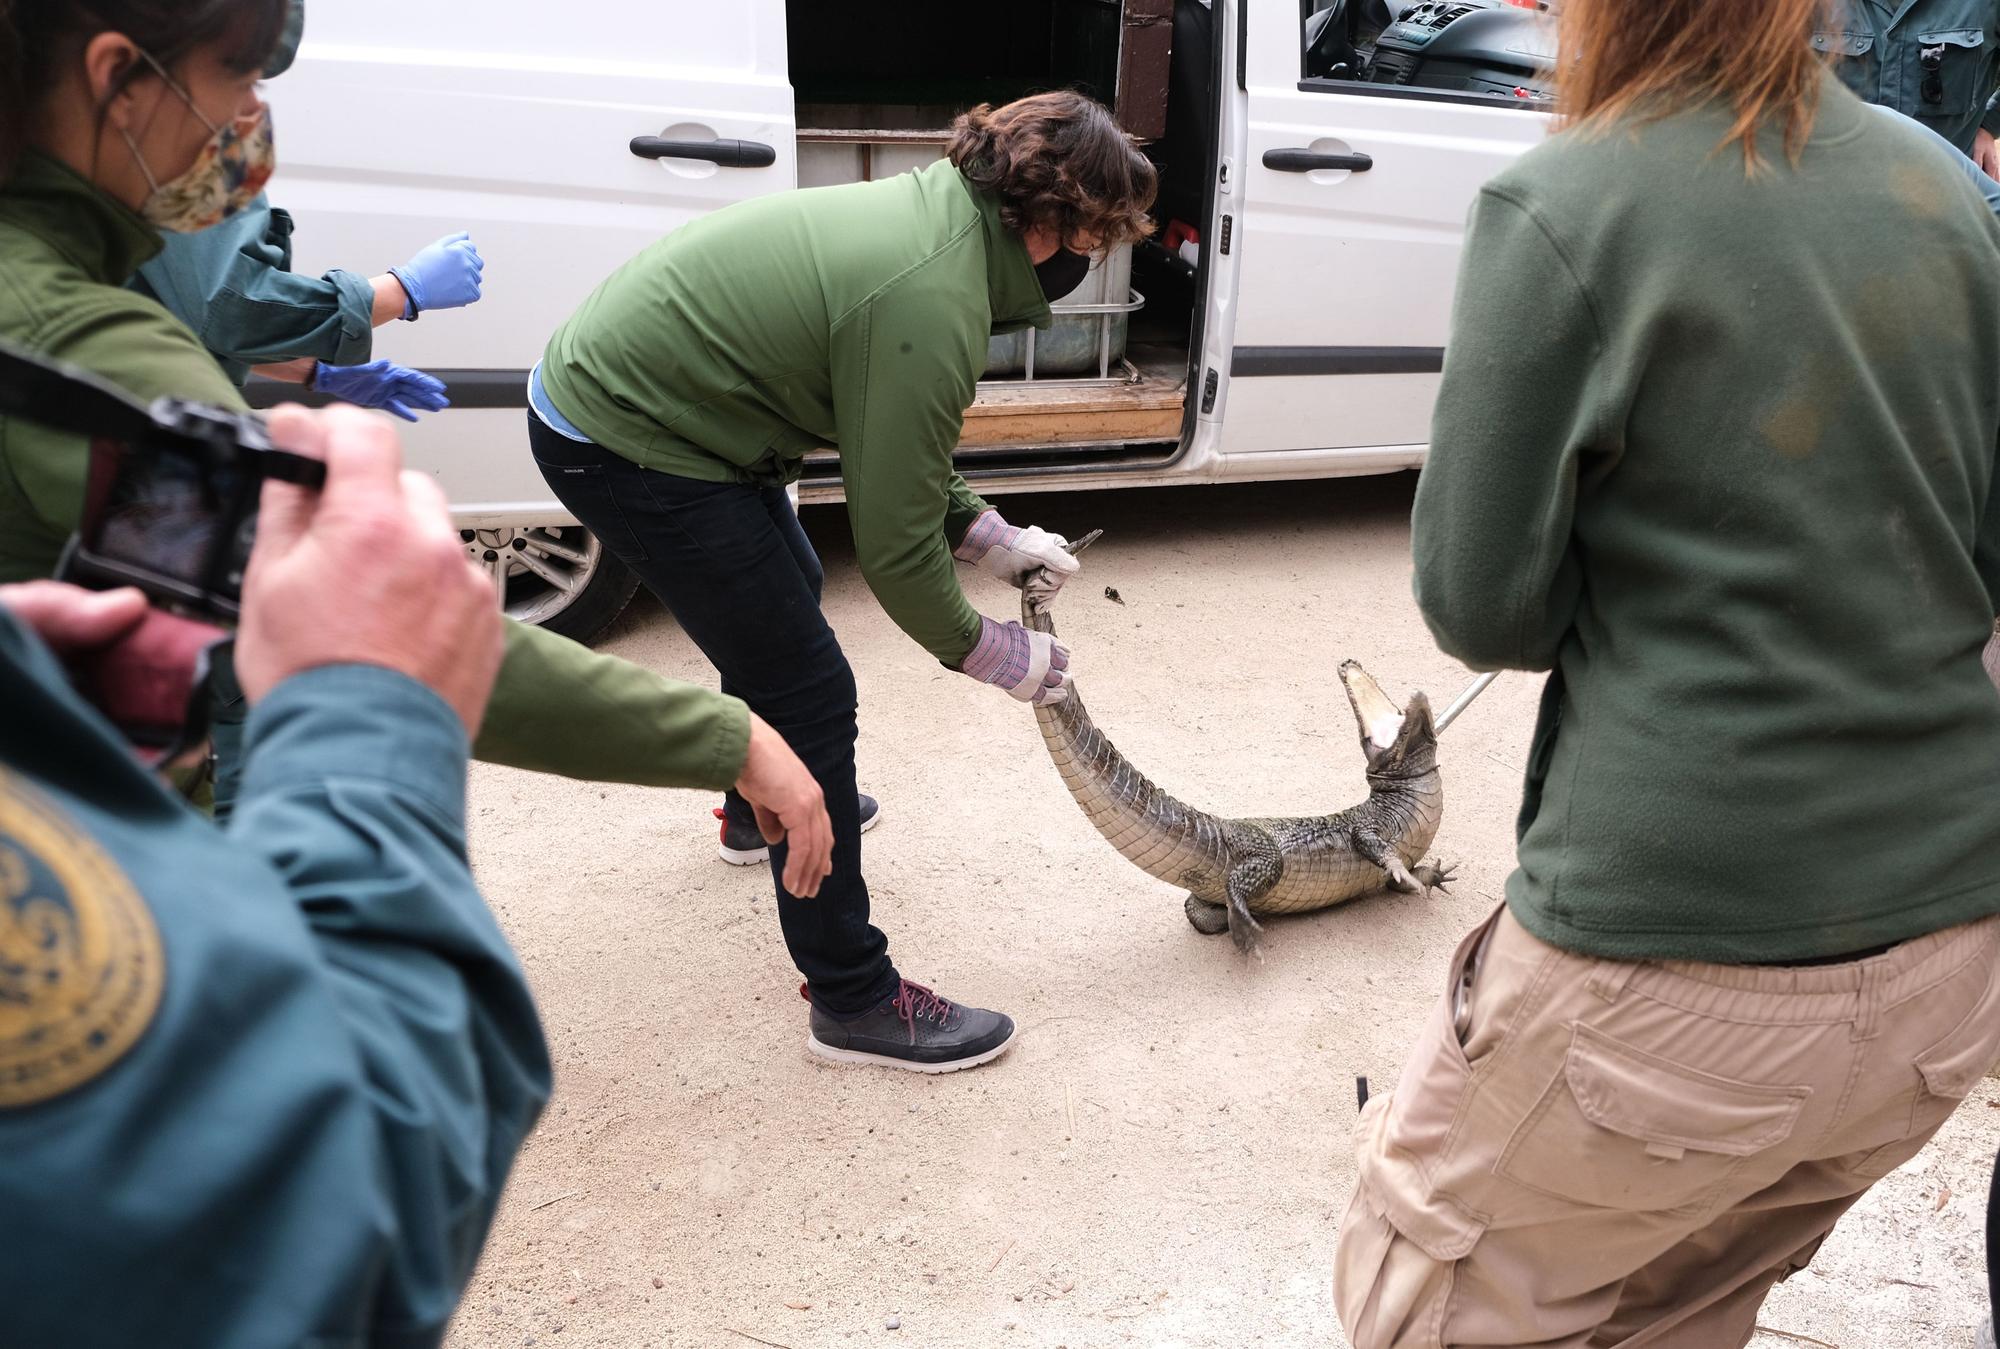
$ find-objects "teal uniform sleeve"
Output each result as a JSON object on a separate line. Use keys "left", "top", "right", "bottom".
{"left": 1412, "top": 188, "right": 1606, "bottom": 672}
{"left": 0, "top": 615, "right": 549, "bottom": 1349}
{"left": 830, "top": 289, "right": 988, "bottom": 667}
{"left": 228, "top": 665, "right": 551, "bottom": 1336}
{"left": 131, "top": 196, "right": 375, "bottom": 385}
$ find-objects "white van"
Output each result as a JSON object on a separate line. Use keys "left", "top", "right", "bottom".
{"left": 265, "top": 0, "right": 1554, "bottom": 640}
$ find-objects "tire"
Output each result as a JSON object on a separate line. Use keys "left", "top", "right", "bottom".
{"left": 463, "top": 522, "right": 644, "bottom": 647}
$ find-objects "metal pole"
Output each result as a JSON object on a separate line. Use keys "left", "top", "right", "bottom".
{"left": 1434, "top": 670, "right": 1500, "bottom": 735}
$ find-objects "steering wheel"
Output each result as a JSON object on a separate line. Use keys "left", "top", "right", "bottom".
{"left": 1304, "top": 1, "right": 1361, "bottom": 79}
{"left": 1305, "top": 0, "right": 1395, "bottom": 80}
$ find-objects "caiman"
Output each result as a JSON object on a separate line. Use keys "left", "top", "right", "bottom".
{"left": 1024, "top": 536, "right": 1452, "bottom": 953}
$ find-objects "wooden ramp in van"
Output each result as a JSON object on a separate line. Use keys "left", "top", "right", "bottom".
{"left": 798, "top": 349, "right": 1187, "bottom": 484}
{"left": 960, "top": 356, "right": 1186, "bottom": 449}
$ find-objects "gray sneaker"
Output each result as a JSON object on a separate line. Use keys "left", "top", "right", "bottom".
{"left": 717, "top": 793, "right": 880, "bottom": 865}
{"left": 804, "top": 979, "right": 1016, "bottom": 1073}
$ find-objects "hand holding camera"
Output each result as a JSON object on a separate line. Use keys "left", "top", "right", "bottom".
{"left": 237, "top": 405, "right": 504, "bottom": 736}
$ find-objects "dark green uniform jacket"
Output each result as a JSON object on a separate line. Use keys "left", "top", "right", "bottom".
{"left": 0, "top": 153, "right": 749, "bottom": 791}
{"left": 0, "top": 613, "right": 548, "bottom": 1347}
{"left": 1413, "top": 77, "right": 2000, "bottom": 962}
{"left": 1821, "top": 0, "right": 2000, "bottom": 153}
{"left": 541, "top": 158, "right": 1052, "bottom": 666}
{"left": 129, "top": 193, "right": 376, "bottom": 386}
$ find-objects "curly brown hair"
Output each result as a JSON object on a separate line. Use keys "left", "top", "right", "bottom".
{"left": 947, "top": 91, "right": 1157, "bottom": 250}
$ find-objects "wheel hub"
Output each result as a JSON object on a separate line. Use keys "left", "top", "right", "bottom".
{"left": 461, "top": 523, "right": 603, "bottom": 626}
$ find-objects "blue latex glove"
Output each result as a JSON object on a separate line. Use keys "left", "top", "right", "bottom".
{"left": 312, "top": 360, "right": 451, "bottom": 422}
{"left": 389, "top": 231, "right": 484, "bottom": 317}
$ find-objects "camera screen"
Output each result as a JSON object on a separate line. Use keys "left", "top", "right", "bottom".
{"left": 93, "top": 439, "right": 250, "bottom": 595}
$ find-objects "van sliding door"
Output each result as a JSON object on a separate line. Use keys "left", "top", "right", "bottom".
{"left": 266, "top": 0, "right": 797, "bottom": 519}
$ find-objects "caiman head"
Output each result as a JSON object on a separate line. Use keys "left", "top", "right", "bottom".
{"left": 1340, "top": 660, "right": 1438, "bottom": 784}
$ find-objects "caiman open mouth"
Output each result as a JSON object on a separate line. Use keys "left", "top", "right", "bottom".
{"left": 1339, "top": 660, "right": 1405, "bottom": 756}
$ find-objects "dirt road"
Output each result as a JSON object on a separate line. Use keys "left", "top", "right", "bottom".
{"left": 453, "top": 476, "right": 1998, "bottom": 1349}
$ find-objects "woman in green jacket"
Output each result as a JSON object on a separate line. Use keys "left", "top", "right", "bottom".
{"left": 532, "top": 92, "right": 1156, "bottom": 1072}
{"left": 0, "top": 0, "right": 832, "bottom": 878}
{"left": 1338, "top": 0, "right": 2000, "bottom": 1343}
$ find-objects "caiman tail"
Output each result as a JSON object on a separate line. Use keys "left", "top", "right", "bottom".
{"left": 1023, "top": 533, "right": 1232, "bottom": 887}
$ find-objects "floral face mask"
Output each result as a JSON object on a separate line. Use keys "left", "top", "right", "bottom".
{"left": 117, "top": 49, "right": 275, "bottom": 233}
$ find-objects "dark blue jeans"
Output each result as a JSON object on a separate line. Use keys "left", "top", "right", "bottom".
{"left": 529, "top": 415, "right": 898, "bottom": 1014}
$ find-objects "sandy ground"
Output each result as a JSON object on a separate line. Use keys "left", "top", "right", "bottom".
{"left": 451, "top": 476, "right": 1999, "bottom": 1349}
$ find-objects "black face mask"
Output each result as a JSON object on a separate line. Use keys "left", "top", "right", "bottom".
{"left": 1034, "top": 246, "right": 1092, "bottom": 302}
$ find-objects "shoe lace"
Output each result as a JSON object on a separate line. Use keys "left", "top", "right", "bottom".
{"left": 892, "top": 980, "right": 956, "bottom": 1036}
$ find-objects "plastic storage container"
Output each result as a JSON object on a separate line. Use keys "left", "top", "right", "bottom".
{"left": 983, "top": 243, "right": 1141, "bottom": 379}
{"left": 796, "top": 120, "right": 1142, "bottom": 380}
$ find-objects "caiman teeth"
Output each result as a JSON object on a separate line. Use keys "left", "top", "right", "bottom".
{"left": 1339, "top": 660, "right": 1405, "bottom": 751}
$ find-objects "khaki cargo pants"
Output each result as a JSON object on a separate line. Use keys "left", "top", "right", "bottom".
{"left": 1336, "top": 904, "right": 2000, "bottom": 1348}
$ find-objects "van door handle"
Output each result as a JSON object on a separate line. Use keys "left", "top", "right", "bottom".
{"left": 1262, "top": 148, "right": 1373, "bottom": 173}
{"left": 629, "top": 136, "right": 777, "bottom": 168}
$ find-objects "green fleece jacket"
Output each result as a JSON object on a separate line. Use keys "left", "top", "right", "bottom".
{"left": 540, "top": 158, "right": 1053, "bottom": 666}
{"left": 1413, "top": 76, "right": 2000, "bottom": 962}
{"left": 0, "top": 152, "right": 748, "bottom": 791}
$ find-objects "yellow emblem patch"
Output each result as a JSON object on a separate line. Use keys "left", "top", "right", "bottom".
{"left": 0, "top": 768, "right": 163, "bottom": 1109}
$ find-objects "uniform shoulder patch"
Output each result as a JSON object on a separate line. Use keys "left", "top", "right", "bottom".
{"left": 0, "top": 767, "right": 164, "bottom": 1109}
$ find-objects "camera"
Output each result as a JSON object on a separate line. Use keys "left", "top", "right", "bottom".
{"left": 0, "top": 341, "right": 327, "bottom": 758}
{"left": 0, "top": 341, "right": 325, "bottom": 619}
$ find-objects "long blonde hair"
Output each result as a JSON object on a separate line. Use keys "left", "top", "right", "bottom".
{"left": 1557, "top": 0, "right": 1832, "bottom": 168}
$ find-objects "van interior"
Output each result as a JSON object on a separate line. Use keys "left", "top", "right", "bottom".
{"left": 783, "top": 0, "right": 1218, "bottom": 484}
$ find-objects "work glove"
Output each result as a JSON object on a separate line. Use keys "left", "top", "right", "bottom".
{"left": 958, "top": 616, "right": 1072, "bottom": 707}
{"left": 390, "top": 231, "right": 485, "bottom": 317}
{"left": 954, "top": 509, "right": 1080, "bottom": 612}
{"left": 312, "top": 360, "right": 451, "bottom": 422}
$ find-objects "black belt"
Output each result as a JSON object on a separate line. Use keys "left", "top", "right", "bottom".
{"left": 1758, "top": 940, "right": 1900, "bottom": 968}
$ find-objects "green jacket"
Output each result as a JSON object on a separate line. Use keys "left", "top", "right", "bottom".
{"left": 0, "top": 152, "right": 748, "bottom": 791}
{"left": 0, "top": 612, "right": 547, "bottom": 1347}
{"left": 130, "top": 193, "right": 376, "bottom": 387}
{"left": 1821, "top": 0, "right": 2000, "bottom": 153}
{"left": 1413, "top": 77, "right": 2000, "bottom": 962}
{"left": 541, "top": 158, "right": 1051, "bottom": 665}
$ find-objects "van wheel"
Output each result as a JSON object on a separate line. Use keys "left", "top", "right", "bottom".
{"left": 462, "top": 523, "right": 643, "bottom": 646}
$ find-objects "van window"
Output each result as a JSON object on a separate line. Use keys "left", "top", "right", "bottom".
{"left": 1299, "top": 0, "right": 1557, "bottom": 107}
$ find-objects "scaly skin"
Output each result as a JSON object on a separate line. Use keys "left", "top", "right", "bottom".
{"left": 1024, "top": 545, "right": 1450, "bottom": 952}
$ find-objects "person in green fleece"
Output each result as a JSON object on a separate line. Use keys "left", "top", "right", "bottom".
{"left": 0, "top": 0, "right": 835, "bottom": 895}
{"left": 531, "top": 91, "right": 1157, "bottom": 1072}
{"left": 1335, "top": 1, "right": 2000, "bottom": 1345}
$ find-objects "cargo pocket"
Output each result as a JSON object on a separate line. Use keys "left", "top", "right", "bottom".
{"left": 1909, "top": 29, "right": 1990, "bottom": 122}
{"left": 1335, "top": 1179, "right": 1460, "bottom": 1349}
{"left": 1497, "top": 1023, "right": 1808, "bottom": 1216}
{"left": 1854, "top": 973, "right": 2000, "bottom": 1178}
{"left": 1349, "top": 911, "right": 1508, "bottom": 1266}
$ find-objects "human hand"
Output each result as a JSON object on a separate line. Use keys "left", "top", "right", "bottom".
{"left": 733, "top": 713, "right": 834, "bottom": 898}
{"left": 957, "top": 615, "right": 1071, "bottom": 706}
{"left": 954, "top": 510, "right": 1081, "bottom": 610}
{"left": 390, "top": 231, "right": 485, "bottom": 316}
{"left": 1977, "top": 128, "right": 2000, "bottom": 180}
{"left": 311, "top": 360, "right": 450, "bottom": 422}
{"left": 0, "top": 581, "right": 147, "bottom": 653}
{"left": 235, "top": 405, "right": 504, "bottom": 734}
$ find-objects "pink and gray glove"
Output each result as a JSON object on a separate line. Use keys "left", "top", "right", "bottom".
{"left": 958, "top": 616, "right": 1071, "bottom": 706}
{"left": 954, "top": 510, "right": 1081, "bottom": 612}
